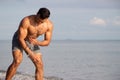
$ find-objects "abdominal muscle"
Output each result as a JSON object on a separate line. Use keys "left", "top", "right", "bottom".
{"left": 25, "top": 33, "right": 39, "bottom": 42}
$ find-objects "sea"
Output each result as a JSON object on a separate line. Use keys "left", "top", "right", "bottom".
{"left": 0, "top": 40, "right": 120, "bottom": 80}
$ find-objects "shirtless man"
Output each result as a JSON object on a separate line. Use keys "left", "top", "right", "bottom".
{"left": 5, "top": 8, "right": 53, "bottom": 80}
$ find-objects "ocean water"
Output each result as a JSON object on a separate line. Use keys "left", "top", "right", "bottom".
{"left": 0, "top": 40, "right": 120, "bottom": 80}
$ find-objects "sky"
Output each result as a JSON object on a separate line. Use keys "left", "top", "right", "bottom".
{"left": 0, "top": 0, "right": 120, "bottom": 40}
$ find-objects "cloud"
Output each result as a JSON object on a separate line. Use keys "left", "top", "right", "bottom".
{"left": 90, "top": 17, "right": 107, "bottom": 26}
{"left": 113, "top": 16, "right": 120, "bottom": 26}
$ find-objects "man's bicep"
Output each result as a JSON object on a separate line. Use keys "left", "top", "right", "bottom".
{"left": 18, "top": 27, "right": 27, "bottom": 40}
{"left": 45, "top": 31, "right": 52, "bottom": 41}
{"left": 45, "top": 27, "right": 53, "bottom": 42}
{"left": 18, "top": 18, "right": 28, "bottom": 40}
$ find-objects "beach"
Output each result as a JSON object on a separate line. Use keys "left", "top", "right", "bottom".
{"left": 0, "top": 70, "right": 63, "bottom": 80}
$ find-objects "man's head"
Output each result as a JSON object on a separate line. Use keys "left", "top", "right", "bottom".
{"left": 37, "top": 7, "right": 50, "bottom": 20}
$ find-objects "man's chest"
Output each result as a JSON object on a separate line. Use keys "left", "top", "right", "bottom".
{"left": 28, "top": 25, "right": 48, "bottom": 36}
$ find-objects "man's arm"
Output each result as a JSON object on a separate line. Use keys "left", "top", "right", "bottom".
{"left": 38, "top": 21, "right": 53, "bottom": 46}
{"left": 28, "top": 20, "right": 53, "bottom": 46}
{"left": 18, "top": 18, "right": 33, "bottom": 55}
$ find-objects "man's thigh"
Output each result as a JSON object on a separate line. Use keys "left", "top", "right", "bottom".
{"left": 12, "top": 50, "right": 23, "bottom": 62}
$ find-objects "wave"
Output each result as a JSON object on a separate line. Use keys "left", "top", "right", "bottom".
{"left": 0, "top": 70, "right": 63, "bottom": 80}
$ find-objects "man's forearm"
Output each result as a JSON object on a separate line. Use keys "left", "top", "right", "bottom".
{"left": 38, "top": 40, "right": 50, "bottom": 46}
{"left": 24, "top": 47, "right": 34, "bottom": 56}
{"left": 19, "top": 39, "right": 33, "bottom": 55}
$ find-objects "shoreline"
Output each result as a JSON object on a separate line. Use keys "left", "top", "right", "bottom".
{"left": 0, "top": 70, "right": 63, "bottom": 80}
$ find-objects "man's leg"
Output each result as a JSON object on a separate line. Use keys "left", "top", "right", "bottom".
{"left": 31, "top": 53, "right": 44, "bottom": 80}
{"left": 5, "top": 50, "right": 23, "bottom": 80}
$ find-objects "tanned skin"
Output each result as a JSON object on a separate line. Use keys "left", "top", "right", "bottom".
{"left": 5, "top": 15, "right": 53, "bottom": 80}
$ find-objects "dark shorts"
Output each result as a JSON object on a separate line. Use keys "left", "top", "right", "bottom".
{"left": 12, "top": 32, "right": 40, "bottom": 53}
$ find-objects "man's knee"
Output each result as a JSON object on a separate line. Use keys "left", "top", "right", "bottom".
{"left": 13, "top": 59, "right": 22, "bottom": 67}
{"left": 12, "top": 50, "right": 23, "bottom": 66}
{"left": 34, "top": 60, "right": 43, "bottom": 69}
{"left": 36, "top": 60, "right": 43, "bottom": 66}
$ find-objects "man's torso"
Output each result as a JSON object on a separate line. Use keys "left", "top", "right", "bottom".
{"left": 12, "top": 15, "right": 51, "bottom": 52}
{"left": 25, "top": 15, "right": 49, "bottom": 39}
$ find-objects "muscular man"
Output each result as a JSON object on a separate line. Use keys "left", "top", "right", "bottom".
{"left": 5, "top": 8, "right": 53, "bottom": 80}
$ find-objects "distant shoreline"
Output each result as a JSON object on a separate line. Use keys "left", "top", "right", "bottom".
{"left": 0, "top": 39, "right": 120, "bottom": 41}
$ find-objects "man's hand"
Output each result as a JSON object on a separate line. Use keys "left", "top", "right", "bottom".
{"left": 29, "top": 37, "right": 39, "bottom": 45}
{"left": 28, "top": 52, "right": 40, "bottom": 63}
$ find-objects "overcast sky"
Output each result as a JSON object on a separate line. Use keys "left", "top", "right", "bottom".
{"left": 0, "top": 0, "right": 120, "bottom": 40}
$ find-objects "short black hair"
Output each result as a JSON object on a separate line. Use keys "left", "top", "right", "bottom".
{"left": 37, "top": 7, "right": 50, "bottom": 19}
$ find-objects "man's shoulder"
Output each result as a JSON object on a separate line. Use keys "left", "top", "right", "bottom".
{"left": 22, "top": 15, "right": 35, "bottom": 21}
{"left": 21, "top": 16, "right": 29, "bottom": 23}
{"left": 46, "top": 19, "right": 53, "bottom": 31}
{"left": 47, "top": 19, "right": 53, "bottom": 27}
{"left": 21, "top": 15, "right": 34, "bottom": 24}
{"left": 19, "top": 16, "right": 31, "bottom": 28}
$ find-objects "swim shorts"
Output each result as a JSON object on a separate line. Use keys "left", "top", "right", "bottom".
{"left": 12, "top": 32, "right": 40, "bottom": 53}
